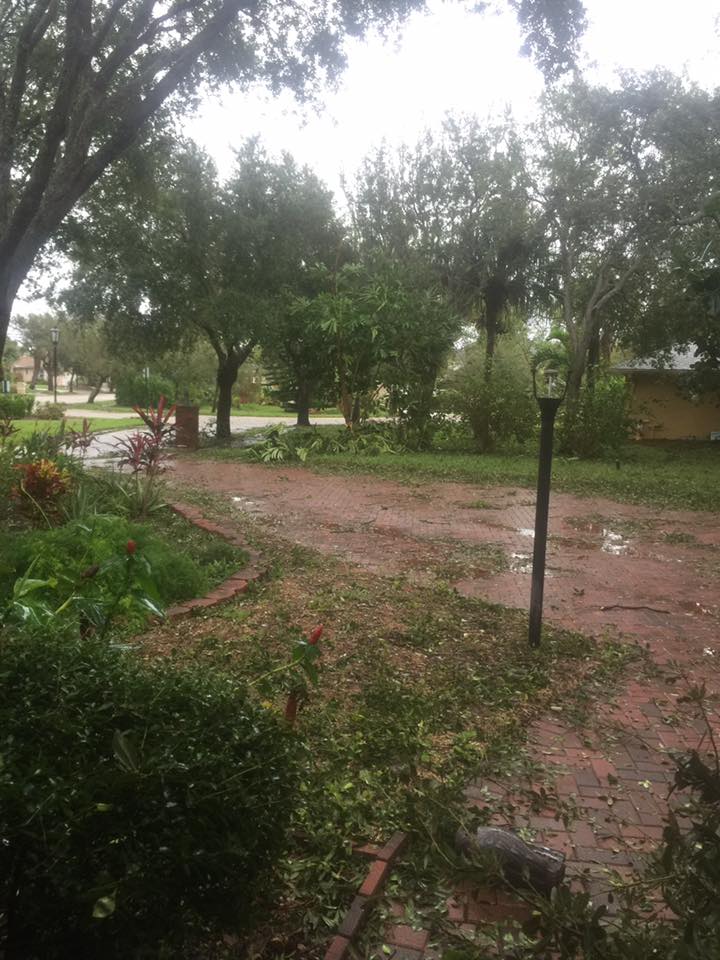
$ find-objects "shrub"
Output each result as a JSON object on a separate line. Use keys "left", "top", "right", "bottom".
{"left": 0, "top": 515, "right": 210, "bottom": 610}
{"left": 12, "top": 458, "right": 71, "bottom": 509}
{"left": 0, "top": 393, "right": 34, "bottom": 418}
{"left": 114, "top": 373, "right": 175, "bottom": 407}
{"left": 0, "top": 630, "right": 297, "bottom": 958}
{"left": 32, "top": 401, "right": 66, "bottom": 419}
{"left": 441, "top": 337, "right": 537, "bottom": 452}
{"left": 558, "top": 375, "right": 632, "bottom": 458}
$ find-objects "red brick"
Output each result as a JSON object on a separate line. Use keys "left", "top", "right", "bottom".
{"left": 377, "top": 831, "right": 409, "bottom": 863}
{"left": 591, "top": 758, "right": 617, "bottom": 781}
{"left": 353, "top": 843, "right": 380, "bottom": 859}
{"left": 387, "top": 925, "right": 429, "bottom": 951}
{"left": 324, "top": 935, "right": 350, "bottom": 960}
{"left": 358, "top": 858, "right": 391, "bottom": 897}
{"left": 447, "top": 897, "right": 465, "bottom": 923}
{"left": 338, "top": 896, "right": 370, "bottom": 938}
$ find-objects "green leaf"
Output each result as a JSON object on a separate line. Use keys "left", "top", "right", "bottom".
{"left": 92, "top": 895, "right": 116, "bottom": 919}
{"left": 112, "top": 729, "right": 139, "bottom": 773}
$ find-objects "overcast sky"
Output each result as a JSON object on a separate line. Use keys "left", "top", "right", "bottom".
{"left": 12, "top": 0, "right": 720, "bottom": 322}
{"left": 188, "top": 0, "right": 720, "bottom": 196}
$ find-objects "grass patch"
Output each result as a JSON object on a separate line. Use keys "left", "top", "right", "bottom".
{"left": 68, "top": 400, "right": 342, "bottom": 418}
{"left": 141, "top": 487, "right": 645, "bottom": 952}
{"left": 10, "top": 417, "right": 140, "bottom": 437}
{"left": 191, "top": 429, "right": 720, "bottom": 511}
{"left": 302, "top": 442, "right": 720, "bottom": 512}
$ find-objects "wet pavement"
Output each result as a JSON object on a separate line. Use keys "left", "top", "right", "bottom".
{"left": 163, "top": 458, "right": 720, "bottom": 953}
{"left": 167, "top": 459, "right": 720, "bottom": 672}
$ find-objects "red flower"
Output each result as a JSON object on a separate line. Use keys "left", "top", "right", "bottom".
{"left": 126, "top": 540, "right": 137, "bottom": 556}
{"left": 309, "top": 625, "right": 323, "bottom": 646}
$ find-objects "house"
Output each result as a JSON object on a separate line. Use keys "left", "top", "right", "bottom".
{"left": 613, "top": 346, "right": 720, "bottom": 441}
{"left": 11, "top": 355, "right": 36, "bottom": 384}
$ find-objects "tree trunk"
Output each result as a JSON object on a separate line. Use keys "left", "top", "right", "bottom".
{"left": 215, "top": 354, "right": 241, "bottom": 441}
{"left": 87, "top": 377, "right": 105, "bottom": 403}
{"left": 30, "top": 354, "right": 42, "bottom": 388}
{"left": 46, "top": 362, "right": 54, "bottom": 393}
{"left": 476, "top": 293, "right": 503, "bottom": 453}
{"left": 351, "top": 393, "right": 361, "bottom": 426}
{"left": 68, "top": 370, "right": 75, "bottom": 392}
{"left": 295, "top": 381, "right": 311, "bottom": 427}
{"left": 586, "top": 329, "right": 600, "bottom": 393}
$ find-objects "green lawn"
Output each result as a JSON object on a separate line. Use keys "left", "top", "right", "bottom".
{"left": 10, "top": 417, "right": 140, "bottom": 438}
{"left": 69, "top": 400, "right": 342, "bottom": 417}
{"left": 200, "top": 436, "right": 720, "bottom": 512}
{"left": 309, "top": 444, "right": 720, "bottom": 511}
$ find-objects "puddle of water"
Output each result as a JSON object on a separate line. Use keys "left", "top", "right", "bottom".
{"left": 231, "top": 495, "right": 259, "bottom": 511}
{"left": 510, "top": 552, "right": 532, "bottom": 574}
{"left": 601, "top": 528, "right": 630, "bottom": 555}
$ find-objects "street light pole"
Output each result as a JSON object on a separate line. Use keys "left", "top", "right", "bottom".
{"left": 50, "top": 327, "right": 59, "bottom": 405}
{"left": 528, "top": 367, "right": 565, "bottom": 648}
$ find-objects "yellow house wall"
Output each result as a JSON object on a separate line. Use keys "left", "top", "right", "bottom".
{"left": 629, "top": 375, "right": 720, "bottom": 440}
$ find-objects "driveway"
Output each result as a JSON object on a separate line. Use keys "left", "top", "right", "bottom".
{"left": 167, "top": 459, "right": 720, "bottom": 669}
{"left": 166, "top": 456, "right": 720, "bottom": 943}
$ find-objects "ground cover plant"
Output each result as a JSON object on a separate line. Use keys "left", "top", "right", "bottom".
{"left": 135, "top": 488, "right": 645, "bottom": 955}
{"left": 0, "top": 629, "right": 298, "bottom": 959}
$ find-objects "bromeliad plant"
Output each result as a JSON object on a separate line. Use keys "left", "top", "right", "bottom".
{"left": 63, "top": 417, "right": 95, "bottom": 457}
{"left": 12, "top": 458, "right": 72, "bottom": 523}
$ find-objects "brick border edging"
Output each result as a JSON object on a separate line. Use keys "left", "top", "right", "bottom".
{"left": 325, "top": 832, "right": 408, "bottom": 960}
{"left": 164, "top": 501, "right": 266, "bottom": 619}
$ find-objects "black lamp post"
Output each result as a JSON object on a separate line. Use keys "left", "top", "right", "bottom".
{"left": 528, "top": 365, "right": 566, "bottom": 648}
{"left": 50, "top": 327, "right": 59, "bottom": 404}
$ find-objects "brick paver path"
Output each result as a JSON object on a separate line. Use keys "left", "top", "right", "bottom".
{"left": 170, "top": 460, "right": 720, "bottom": 954}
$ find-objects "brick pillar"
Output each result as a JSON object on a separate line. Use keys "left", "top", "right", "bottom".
{"left": 175, "top": 405, "right": 200, "bottom": 450}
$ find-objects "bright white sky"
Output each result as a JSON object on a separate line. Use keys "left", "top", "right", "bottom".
{"left": 188, "top": 0, "right": 720, "bottom": 197}
{"left": 12, "top": 0, "right": 720, "bottom": 322}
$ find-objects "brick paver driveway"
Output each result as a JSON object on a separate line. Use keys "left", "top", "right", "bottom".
{"left": 170, "top": 458, "right": 720, "bottom": 951}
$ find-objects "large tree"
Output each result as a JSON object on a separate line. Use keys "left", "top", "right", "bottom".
{"left": 349, "top": 120, "right": 537, "bottom": 449}
{"left": 64, "top": 141, "right": 341, "bottom": 439}
{"left": 0, "top": 0, "right": 426, "bottom": 369}
{"left": 0, "top": 0, "right": 587, "bottom": 368}
{"left": 532, "top": 73, "right": 720, "bottom": 404}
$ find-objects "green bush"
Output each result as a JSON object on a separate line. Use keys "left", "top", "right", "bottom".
{"left": 0, "top": 393, "right": 34, "bottom": 418}
{"left": 441, "top": 337, "right": 537, "bottom": 451}
{"left": 0, "top": 516, "right": 210, "bottom": 610}
{"left": 114, "top": 373, "right": 175, "bottom": 408}
{"left": 0, "top": 630, "right": 297, "bottom": 958}
{"left": 32, "top": 400, "right": 66, "bottom": 419}
{"left": 559, "top": 375, "right": 632, "bottom": 458}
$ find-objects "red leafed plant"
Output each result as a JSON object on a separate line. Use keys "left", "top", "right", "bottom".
{"left": 133, "top": 395, "right": 176, "bottom": 445}
{"left": 0, "top": 415, "right": 19, "bottom": 446}
{"left": 116, "top": 431, "right": 166, "bottom": 475}
{"left": 64, "top": 418, "right": 95, "bottom": 455}
{"left": 13, "top": 459, "right": 70, "bottom": 502}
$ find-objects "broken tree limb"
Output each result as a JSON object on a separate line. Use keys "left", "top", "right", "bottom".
{"left": 456, "top": 827, "right": 565, "bottom": 895}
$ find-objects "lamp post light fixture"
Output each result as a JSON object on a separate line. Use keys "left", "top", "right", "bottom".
{"left": 50, "top": 327, "right": 59, "bottom": 404}
{"left": 528, "top": 363, "right": 566, "bottom": 648}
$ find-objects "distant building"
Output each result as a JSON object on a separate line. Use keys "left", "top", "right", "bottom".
{"left": 613, "top": 346, "right": 720, "bottom": 441}
{"left": 11, "top": 355, "right": 36, "bottom": 384}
